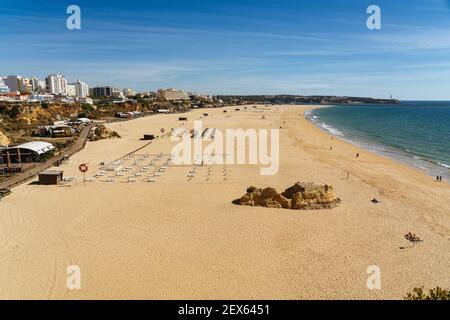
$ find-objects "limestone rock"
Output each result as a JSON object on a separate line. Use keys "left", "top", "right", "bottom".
{"left": 89, "top": 125, "right": 121, "bottom": 141}
{"left": 233, "top": 182, "right": 341, "bottom": 211}
{"left": 0, "top": 130, "right": 10, "bottom": 146}
{"left": 233, "top": 187, "right": 291, "bottom": 209}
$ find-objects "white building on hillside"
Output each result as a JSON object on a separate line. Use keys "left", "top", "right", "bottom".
{"left": 123, "top": 88, "right": 136, "bottom": 98}
{"left": 74, "top": 80, "right": 89, "bottom": 98}
{"left": 46, "top": 74, "right": 67, "bottom": 95}
{"left": 66, "top": 84, "right": 76, "bottom": 97}
{"left": 157, "top": 88, "right": 190, "bottom": 101}
{"left": 29, "top": 94, "right": 54, "bottom": 102}
{"left": 30, "top": 77, "right": 46, "bottom": 93}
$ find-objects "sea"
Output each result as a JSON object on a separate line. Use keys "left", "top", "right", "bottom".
{"left": 305, "top": 101, "right": 450, "bottom": 181}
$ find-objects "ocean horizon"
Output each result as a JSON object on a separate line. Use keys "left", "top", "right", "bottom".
{"left": 306, "top": 101, "right": 450, "bottom": 181}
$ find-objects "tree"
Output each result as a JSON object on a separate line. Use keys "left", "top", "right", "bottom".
{"left": 81, "top": 103, "right": 94, "bottom": 112}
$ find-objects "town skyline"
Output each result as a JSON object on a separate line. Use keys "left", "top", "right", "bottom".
{"left": 0, "top": 73, "right": 219, "bottom": 105}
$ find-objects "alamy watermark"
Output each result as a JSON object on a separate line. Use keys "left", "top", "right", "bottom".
{"left": 367, "top": 5, "right": 382, "bottom": 30}
{"left": 66, "top": 265, "right": 81, "bottom": 290}
{"left": 366, "top": 265, "right": 381, "bottom": 290}
{"left": 171, "top": 120, "right": 279, "bottom": 176}
{"left": 66, "top": 5, "right": 81, "bottom": 30}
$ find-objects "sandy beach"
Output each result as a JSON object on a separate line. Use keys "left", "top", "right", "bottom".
{"left": 0, "top": 105, "right": 449, "bottom": 300}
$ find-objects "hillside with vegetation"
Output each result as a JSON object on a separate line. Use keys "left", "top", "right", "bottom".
{"left": 0, "top": 96, "right": 222, "bottom": 145}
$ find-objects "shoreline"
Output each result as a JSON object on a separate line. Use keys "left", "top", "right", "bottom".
{"left": 304, "top": 105, "right": 450, "bottom": 182}
{"left": 0, "top": 104, "right": 449, "bottom": 299}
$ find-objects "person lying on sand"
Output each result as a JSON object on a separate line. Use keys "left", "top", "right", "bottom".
{"left": 405, "top": 233, "right": 423, "bottom": 244}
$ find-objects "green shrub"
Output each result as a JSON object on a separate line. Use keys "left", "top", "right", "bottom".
{"left": 81, "top": 103, "right": 94, "bottom": 112}
{"left": 405, "top": 287, "right": 450, "bottom": 300}
{"left": 9, "top": 105, "right": 21, "bottom": 118}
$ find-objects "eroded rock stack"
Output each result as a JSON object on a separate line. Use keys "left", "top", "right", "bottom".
{"left": 233, "top": 182, "right": 341, "bottom": 210}
{"left": 89, "top": 125, "right": 121, "bottom": 141}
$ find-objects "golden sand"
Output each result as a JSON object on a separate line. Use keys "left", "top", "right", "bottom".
{"left": 0, "top": 105, "right": 449, "bottom": 299}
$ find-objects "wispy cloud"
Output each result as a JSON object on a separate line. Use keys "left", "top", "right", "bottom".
{"left": 2, "top": 0, "right": 450, "bottom": 99}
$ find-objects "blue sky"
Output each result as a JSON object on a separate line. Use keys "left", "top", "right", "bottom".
{"left": 1, "top": 0, "right": 450, "bottom": 99}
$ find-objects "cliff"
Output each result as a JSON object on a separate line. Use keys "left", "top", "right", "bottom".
{"left": 0, "top": 129, "right": 10, "bottom": 146}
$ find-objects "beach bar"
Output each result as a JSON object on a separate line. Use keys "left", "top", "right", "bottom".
{"left": 38, "top": 170, "right": 63, "bottom": 185}
{"left": 1, "top": 141, "right": 55, "bottom": 164}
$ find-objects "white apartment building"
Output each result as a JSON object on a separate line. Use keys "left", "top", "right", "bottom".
{"left": 66, "top": 84, "right": 76, "bottom": 97}
{"left": 30, "top": 77, "right": 46, "bottom": 93}
{"left": 123, "top": 88, "right": 136, "bottom": 98}
{"left": 46, "top": 74, "right": 67, "bottom": 95}
{"left": 157, "top": 88, "right": 190, "bottom": 101}
{"left": 112, "top": 90, "right": 125, "bottom": 99}
{"left": 74, "top": 80, "right": 89, "bottom": 98}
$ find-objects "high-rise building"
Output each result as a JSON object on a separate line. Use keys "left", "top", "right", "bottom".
{"left": 30, "top": 77, "right": 46, "bottom": 93}
{"left": 4, "top": 75, "right": 21, "bottom": 92}
{"left": 66, "top": 84, "right": 76, "bottom": 97}
{"left": 91, "top": 86, "right": 120, "bottom": 98}
{"left": 46, "top": 74, "right": 67, "bottom": 95}
{"left": 5, "top": 76, "right": 33, "bottom": 93}
{"left": 74, "top": 80, "right": 89, "bottom": 98}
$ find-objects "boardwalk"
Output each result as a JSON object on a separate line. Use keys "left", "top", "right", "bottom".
{"left": 0, "top": 125, "right": 92, "bottom": 190}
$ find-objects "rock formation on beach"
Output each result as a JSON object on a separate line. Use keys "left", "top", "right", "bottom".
{"left": 233, "top": 182, "right": 341, "bottom": 210}
{"left": 89, "top": 125, "right": 121, "bottom": 141}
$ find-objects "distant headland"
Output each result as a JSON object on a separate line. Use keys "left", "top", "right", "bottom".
{"left": 217, "top": 95, "right": 400, "bottom": 105}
